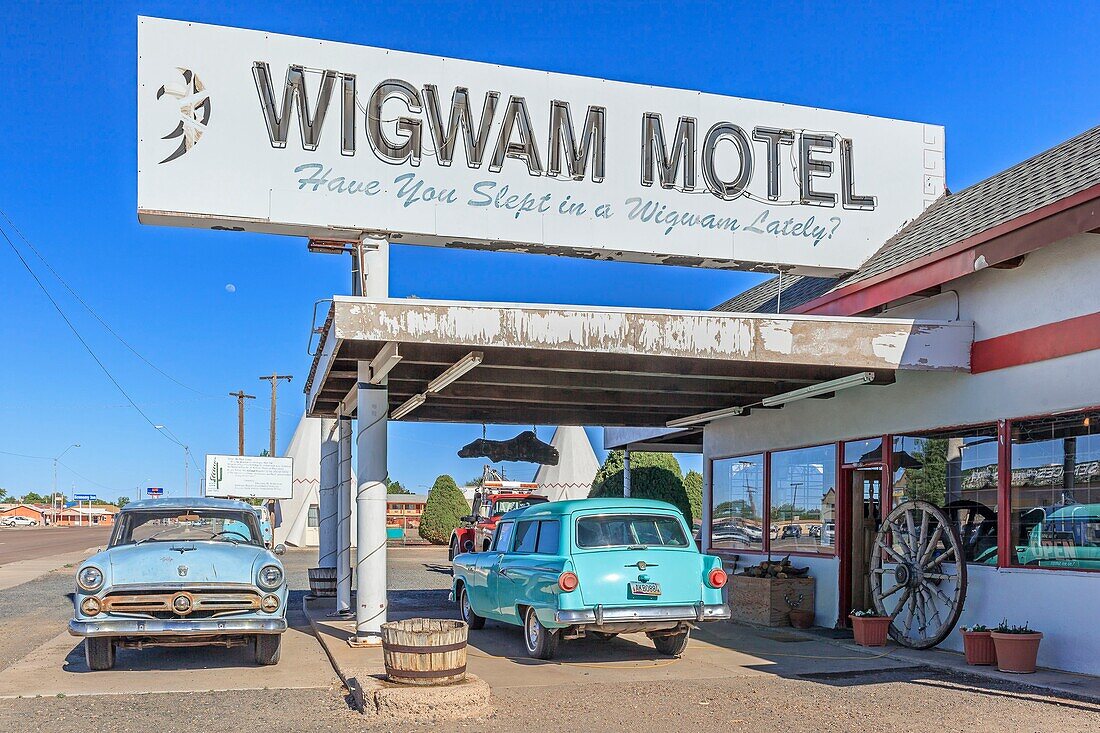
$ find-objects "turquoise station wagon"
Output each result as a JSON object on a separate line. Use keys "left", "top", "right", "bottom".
{"left": 450, "top": 498, "right": 730, "bottom": 659}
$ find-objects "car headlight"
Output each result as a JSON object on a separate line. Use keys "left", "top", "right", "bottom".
{"left": 258, "top": 564, "right": 284, "bottom": 590}
{"left": 78, "top": 566, "right": 104, "bottom": 592}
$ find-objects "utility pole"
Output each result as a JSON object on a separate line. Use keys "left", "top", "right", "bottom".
{"left": 229, "top": 390, "right": 256, "bottom": 456}
{"left": 258, "top": 373, "right": 293, "bottom": 458}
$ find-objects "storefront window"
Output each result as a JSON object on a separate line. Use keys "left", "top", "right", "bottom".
{"left": 711, "top": 454, "right": 764, "bottom": 552}
{"left": 1010, "top": 411, "right": 1100, "bottom": 570}
{"left": 892, "top": 426, "right": 999, "bottom": 564}
{"left": 770, "top": 444, "right": 837, "bottom": 554}
{"left": 844, "top": 438, "right": 882, "bottom": 465}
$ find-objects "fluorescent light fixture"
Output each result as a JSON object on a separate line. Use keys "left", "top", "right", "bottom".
{"left": 390, "top": 393, "right": 426, "bottom": 420}
{"left": 761, "top": 371, "right": 876, "bottom": 408}
{"left": 427, "top": 351, "right": 484, "bottom": 394}
{"left": 666, "top": 405, "right": 745, "bottom": 428}
{"left": 367, "top": 342, "right": 402, "bottom": 384}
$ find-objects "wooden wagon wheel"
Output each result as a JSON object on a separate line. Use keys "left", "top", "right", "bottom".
{"left": 869, "top": 500, "right": 967, "bottom": 649}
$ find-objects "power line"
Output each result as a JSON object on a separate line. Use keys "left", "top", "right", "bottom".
{"left": 1, "top": 222, "right": 185, "bottom": 450}
{"left": 0, "top": 207, "right": 211, "bottom": 396}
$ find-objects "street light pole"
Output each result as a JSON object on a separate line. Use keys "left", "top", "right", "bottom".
{"left": 154, "top": 425, "right": 191, "bottom": 497}
{"left": 52, "top": 444, "right": 80, "bottom": 521}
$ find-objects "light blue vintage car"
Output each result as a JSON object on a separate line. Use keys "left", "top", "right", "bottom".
{"left": 451, "top": 498, "right": 730, "bottom": 659}
{"left": 69, "top": 497, "right": 289, "bottom": 670}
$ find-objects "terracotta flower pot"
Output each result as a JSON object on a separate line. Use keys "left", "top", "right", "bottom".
{"left": 961, "top": 630, "right": 997, "bottom": 665}
{"left": 990, "top": 632, "right": 1043, "bottom": 673}
{"left": 789, "top": 609, "right": 814, "bottom": 629}
{"left": 849, "top": 615, "right": 892, "bottom": 647}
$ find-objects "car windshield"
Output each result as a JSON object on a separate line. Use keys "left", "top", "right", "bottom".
{"left": 492, "top": 498, "right": 541, "bottom": 516}
{"left": 110, "top": 509, "right": 264, "bottom": 547}
{"left": 575, "top": 514, "right": 689, "bottom": 549}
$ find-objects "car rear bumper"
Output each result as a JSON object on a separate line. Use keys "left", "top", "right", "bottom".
{"left": 555, "top": 603, "right": 730, "bottom": 625}
{"left": 69, "top": 616, "right": 287, "bottom": 638}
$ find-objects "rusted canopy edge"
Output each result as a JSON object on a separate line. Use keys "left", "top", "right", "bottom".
{"left": 305, "top": 298, "right": 972, "bottom": 424}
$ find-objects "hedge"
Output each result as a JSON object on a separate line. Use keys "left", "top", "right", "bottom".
{"left": 589, "top": 450, "right": 693, "bottom": 524}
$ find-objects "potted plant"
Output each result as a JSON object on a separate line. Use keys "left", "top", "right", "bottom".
{"left": 990, "top": 621, "right": 1043, "bottom": 673}
{"left": 849, "top": 609, "right": 892, "bottom": 647}
{"left": 960, "top": 624, "right": 997, "bottom": 666}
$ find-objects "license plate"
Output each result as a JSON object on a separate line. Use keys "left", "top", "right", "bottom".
{"left": 629, "top": 581, "right": 661, "bottom": 597}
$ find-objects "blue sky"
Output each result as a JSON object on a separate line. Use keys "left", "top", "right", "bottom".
{"left": 2, "top": 1, "right": 1098, "bottom": 502}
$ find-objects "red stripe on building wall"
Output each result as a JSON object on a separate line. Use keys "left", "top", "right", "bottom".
{"left": 971, "top": 311, "right": 1100, "bottom": 373}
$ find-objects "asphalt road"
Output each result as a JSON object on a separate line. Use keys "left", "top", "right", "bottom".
{"left": 0, "top": 526, "right": 111, "bottom": 566}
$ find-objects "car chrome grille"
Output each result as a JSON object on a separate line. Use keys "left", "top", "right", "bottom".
{"left": 101, "top": 588, "right": 262, "bottom": 618}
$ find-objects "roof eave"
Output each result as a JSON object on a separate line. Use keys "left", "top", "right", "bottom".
{"left": 791, "top": 181, "right": 1100, "bottom": 317}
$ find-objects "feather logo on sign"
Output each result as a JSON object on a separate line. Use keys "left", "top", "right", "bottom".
{"left": 156, "top": 68, "right": 211, "bottom": 163}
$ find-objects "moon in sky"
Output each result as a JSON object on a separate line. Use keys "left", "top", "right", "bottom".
{"left": 225, "top": 284, "right": 236, "bottom": 293}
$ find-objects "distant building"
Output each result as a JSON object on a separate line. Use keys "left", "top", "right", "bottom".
{"left": 0, "top": 504, "right": 48, "bottom": 524}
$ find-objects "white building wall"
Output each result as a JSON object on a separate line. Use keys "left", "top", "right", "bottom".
{"left": 704, "top": 233, "right": 1100, "bottom": 674}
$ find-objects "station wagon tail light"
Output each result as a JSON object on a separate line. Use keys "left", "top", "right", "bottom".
{"left": 707, "top": 567, "right": 728, "bottom": 589}
{"left": 558, "top": 571, "right": 579, "bottom": 592}
{"left": 80, "top": 597, "right": 101, "bottom": 616}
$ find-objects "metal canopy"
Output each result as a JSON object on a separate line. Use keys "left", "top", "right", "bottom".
{"left": 305, "top": 297, "right": 973, "bottom": 427}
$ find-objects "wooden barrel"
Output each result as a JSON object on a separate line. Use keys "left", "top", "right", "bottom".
{"left": 381, "top": 618, "right": 468, "bottom": 686}
{"left": 307, "top": 567, "right": 337, "bottom": 597}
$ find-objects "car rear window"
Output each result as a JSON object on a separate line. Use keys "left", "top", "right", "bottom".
{"left": 575, "top": 515, "right": 689, "bottom": 549}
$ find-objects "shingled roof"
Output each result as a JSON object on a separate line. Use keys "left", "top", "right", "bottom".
{"left": 714, "top": 124, "right": 1100, "bottom": 314}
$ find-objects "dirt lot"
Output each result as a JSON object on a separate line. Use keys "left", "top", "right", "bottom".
{"left": 0, "top": 546, "right": 1096, "bottom": 733}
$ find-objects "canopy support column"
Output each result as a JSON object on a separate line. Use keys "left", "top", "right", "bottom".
{"left": 335, "top": 411, "right": 353, "bottom": 616}
{"left": 318, "top": 417, "right": 338, "bottom": 569}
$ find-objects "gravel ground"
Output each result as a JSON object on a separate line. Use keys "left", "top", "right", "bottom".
{"left": 1, "top": 665, "right": 1096, "bottom": 733}
{"left": 1, "top": 546, "right": 1097, "bottom": 733}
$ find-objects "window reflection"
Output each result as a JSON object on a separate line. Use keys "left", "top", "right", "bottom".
{"left": 892, "top": 426, "right": 999, "bottom": 564}
{"left": 711, "top": 455, "right": 764, "bottom": 552}
{"left": 844, "top": 438, "right": 882, "bottom": 465}
{"left": 1011, "top": 412, "right": 1100, "bottom": 570}
{"left": 770, "top": 444, "right": 837, "bottom": 554}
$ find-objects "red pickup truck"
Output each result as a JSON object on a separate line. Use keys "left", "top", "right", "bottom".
{"left": 449, "top": 482, "right": 549, "bottom": 559}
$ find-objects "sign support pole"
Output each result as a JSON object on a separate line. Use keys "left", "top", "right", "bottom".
{"left": 351, "top": 238, "right": 389, "bottom": 646}
{"left": 318, "top": 418, "right": 339, "bottom": 570}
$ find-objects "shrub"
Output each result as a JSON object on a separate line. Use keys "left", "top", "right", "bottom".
{"left": 418, "top": 475, "right": 470, "bottom": 545}
{"left": 589, "top": 451, "right": 693, "bottom": 524}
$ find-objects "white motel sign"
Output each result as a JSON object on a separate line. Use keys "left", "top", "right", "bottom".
{"left": 137, "top": 17, "right": 945, "bottom": 274}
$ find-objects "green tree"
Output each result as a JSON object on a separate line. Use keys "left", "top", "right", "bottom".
{"left": 116, "top": 497, "right": 130, "bottom": 508}
{"left": 386, "top": 479, "right": 412, "bottom": 494}
{"left": 0, "top": 488, "right": 8, "bottom": 501}
{"left": 684, "top": 470, "right": 703, "bottom": 526}
{"left": 21, "top": 492, "right": 46, "bottom": 504}
{"left": 418, "top": 475, "right": 470, "bottom": 545}
{"left": 589, "top": 451, "right": 693, "bottom": 524}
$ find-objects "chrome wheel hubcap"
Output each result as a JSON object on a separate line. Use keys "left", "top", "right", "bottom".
{"left": 526, "top": 612, "right": 539, "bottom": 648}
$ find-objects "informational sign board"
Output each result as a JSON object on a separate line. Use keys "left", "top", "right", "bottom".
{"left": 74, "top": 493, "right": 96, "bottom": 501}
{"left": 146, "top": 487, "right": 164, "bottom": 497}
{"left": 137, "top": 17, "right": 945, "bottom": 275}
{"left": 204, "top": 455, "right": 294, "bottom": 500}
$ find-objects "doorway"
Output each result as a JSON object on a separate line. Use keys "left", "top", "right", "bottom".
{"left": 841, "top": 466, "right": 884, "bottom": 618}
